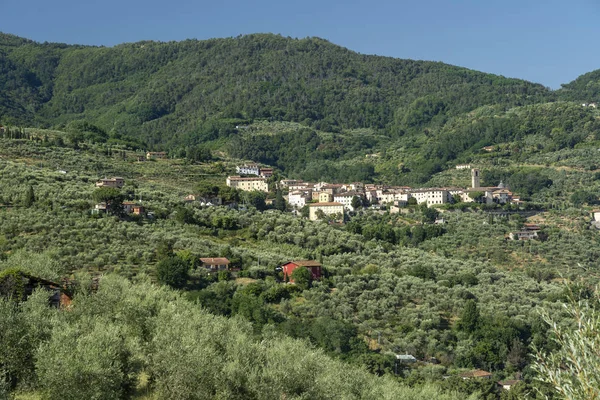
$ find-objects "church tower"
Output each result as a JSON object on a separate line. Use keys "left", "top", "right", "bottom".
{"left": 471, "top": 168, "right": 480, "bottom": 189}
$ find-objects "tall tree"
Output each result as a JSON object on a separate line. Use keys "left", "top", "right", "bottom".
{"left": 23, "top": 185, "right": 35, "bottom": 208}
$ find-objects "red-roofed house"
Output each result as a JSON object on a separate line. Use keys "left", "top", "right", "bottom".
{"left": 282, "top": 260, "right": 322, "bottom": 282}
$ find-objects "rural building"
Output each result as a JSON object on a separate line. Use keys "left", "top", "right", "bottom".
{"left": 396, "top": 354, "right": 417, "bottom": 363}
{"left": 281, "top": 260, "right": 322, "bottom": 282}
{"left": 236, "top": 164, "right": 260, "bottom": 176}
{"left": 226, "top": 176, "right": 269, "bottom": 192}
{"left": 0, "top": 270, "right": 72, "bottom": 308}
{"left": 497, "top": 380, "right": 521, "bottom": 391}
{"left": 510, "top": 224, "right": 541, "bottom": 240}
{"left": 184, "top": 194, "right": 222, "bottom": 205}
{"left": 95, "top": 177, "right": 125, "bottom": 188}
{"left": 308, "top": 202, "right": 344, "bottom": 221}
{"left": 460, "top": 370, "right": 493, "bottom": 380}
{"left": 146, "top": 151, "right": 167, "bottom": 160}
{"left": 259, "top": 167, "right": 273, "bottom": 178}
{"left": 132, "top": 205, "right": 145, "bottom": 215}
{"left": 199, "top": 257, "right": 231, "bottom": 271}
{"left": 93, "top": 203, "right": 107, "bottom": 214}
{"left": 455, "top": 164, "right": 472, "bottom": 170}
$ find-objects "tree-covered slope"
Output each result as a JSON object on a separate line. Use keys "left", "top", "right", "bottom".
{"left": 0, "top": 33, "right": 553, "bottom": 146}
{"left": 558, "top": 69, "right": 600, "bottom": 102}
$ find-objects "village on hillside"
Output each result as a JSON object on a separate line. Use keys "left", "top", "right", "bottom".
{"left": 226, "top": 163, "right": 522, "bottom": 221}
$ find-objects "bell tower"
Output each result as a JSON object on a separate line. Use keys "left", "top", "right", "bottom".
{"left": 471, "top": 168, "right": 480, "bottom": 189}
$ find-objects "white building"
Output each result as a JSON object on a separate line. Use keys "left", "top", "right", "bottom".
{"left": 236, "top": 164, "right": 260, "bottom": 176}
{"left": 226, "top": 176, "right": 269, "bottom": 192}
{"left": 408, "top": 189, "right": 450, "bottom": 206}
{"left": 288, "top": 191, "right": 311, "bottom": 208}
{"left": 333, "top": 192, "right": 362, "bottom": 211}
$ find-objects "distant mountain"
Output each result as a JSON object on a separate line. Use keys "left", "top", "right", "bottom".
{"left": 0, "top": 32, "right": 554, "bottom": 146}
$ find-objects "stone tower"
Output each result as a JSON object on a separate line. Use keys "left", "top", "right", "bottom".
{"left": 471, "top": 168, "right": 480, "bottom": 189}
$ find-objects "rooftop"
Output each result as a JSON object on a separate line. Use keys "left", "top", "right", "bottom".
{"left": 308, "top": 202, "right": 344, "bottom": 207}
{"left": 200, "top": 257, "right": 230, "bottom": 264}
{"left": 285, "top": 260, "right": 322, "bottom": 267}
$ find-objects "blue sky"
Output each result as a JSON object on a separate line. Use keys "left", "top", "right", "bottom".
{"left": 2, "top": 0, "right": 598, "bottom": 88}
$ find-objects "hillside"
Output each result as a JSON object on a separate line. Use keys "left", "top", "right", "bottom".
{"left": 0, "top": 33, "right": 552, "bottom": 143}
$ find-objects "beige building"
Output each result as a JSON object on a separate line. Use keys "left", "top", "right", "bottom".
{"left": 308, "top": 202, "right": 344, "bottom": 221}
{"left": 318, "top": 192, "right": 333, "bottom": 202}
{"left": 226, "top": 176, "right": 269, "bottom": 192}
{"left": 95, "top": 177, "right": 125, "bottom": 188}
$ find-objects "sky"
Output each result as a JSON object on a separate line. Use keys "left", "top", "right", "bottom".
{"left": 2, "top": 0, "right": 599, "bottom": 89}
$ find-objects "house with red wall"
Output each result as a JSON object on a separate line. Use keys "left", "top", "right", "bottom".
{"left": 281, "top": 260, "right": 322, "bottom": 282}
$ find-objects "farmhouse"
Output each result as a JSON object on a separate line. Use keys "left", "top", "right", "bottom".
{"left": 184, "top": 194, "right": 223, "bottom": 206}
{"left": 497, "top": 380, "right": 521, "bottom": 391}
{"left": 281, "top": 260, "right": 322, "bottom": 282}
{"left": 95, "top": 177, "right": 125, "bottom": 188}
{"left": 460, "top": 370, "right": 493, "bottom": 380}
{"left": 0, "top": 270, "right": 72, "bottom": 308}
{"left": 308, "top": 202, "right": 344, "bottom": 221}
{"left": 510, "top": 224, "right": 541, "bottom": 241}
{"left": 199, "top": 257, "right": 231, "bottom": 271}
{"left": 226, "top": 176, "right": 269, "bottom": 192}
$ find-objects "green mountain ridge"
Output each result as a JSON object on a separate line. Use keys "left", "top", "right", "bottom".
{"left": 0, "top": 33, "right": 555, "bottom": 131}
{"left": 1, "top": 32, "right": 599, "bottom": 184}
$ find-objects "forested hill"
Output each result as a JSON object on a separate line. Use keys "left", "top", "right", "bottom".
{"left": 557, "top": 69, "right": 600, "bottom": 102}
{"left": 0, "top": 32, "right": 555, "bottom": 146}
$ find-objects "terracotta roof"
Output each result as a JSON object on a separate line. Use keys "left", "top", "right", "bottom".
{"left": 308, "top": 202, "right": 344, "bottom": 207}
{"left": 497, "top": 380, "right": 520, "bottom": 386}
{"left": 227, "top": 176, "right": 267, "bottom": 181}
{"left": 460, "top": 369, "right": 492, "bottom": 378}
{"left": 200, "top": 257, "right": 230, "bottom": 265}
{"left": 285, "top": 260, "right": 322, "bottom": 267}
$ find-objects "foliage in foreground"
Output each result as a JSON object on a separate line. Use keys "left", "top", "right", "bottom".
{"left": 0, "top": 273, "right": 476, "bottom": 400}
{"left": 533, "top": 290, "right": 600, "bottom": 400}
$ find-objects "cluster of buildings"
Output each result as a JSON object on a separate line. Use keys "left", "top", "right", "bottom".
{"left": 224, "top": 164, "right": 274, "bottom": 193}
{"left": 92, "top": 176, "right": 146, "bottom": 216}
{"left": 279, "top": 168, "right": 521, "bottom": 221}
{"left": 235, "top": 163, "right": 273, "bottom": 178}
{"left": 223, "top": 163, "right": 524, "bottom": 222}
